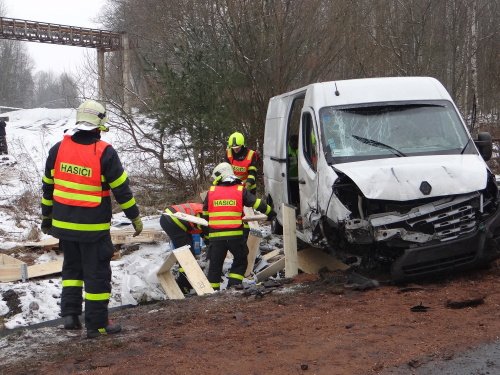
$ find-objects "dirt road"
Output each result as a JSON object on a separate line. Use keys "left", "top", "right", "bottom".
{"left": 1, "top": 261, "right": 500, "bottom": 375}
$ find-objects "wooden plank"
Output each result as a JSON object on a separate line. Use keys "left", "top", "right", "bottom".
{"left": 0, "top": 254, "right": 26, "bottom": 282}
{"left": 173, "top": 247, "right": 214, "bottom": 296}
{"left": 169, "top": 212, "right": 208, "bottom": 226}
{"left": 297, "top": 247, "right": 350, "bottom": 274}
{"left": 156, "top": 248, "right": 186, "bottom": 300}
{"left": 243, "top": 207, "right": 260, "bottom": 229}
{"left": 27, "top": 260, "right": 63, "bottom": 279}
{"left": 262, "top": 249, "right": 281, "bottom": 261}
{"left": 242, "top": 213, "right": 268, "bottom": 222}
{"left": 23, "top": 228, "right": 166, "bottom": 248}
{"left": 244, "top": 234, "right": 262, "bottom": 277}
{"left": 255, "top": 257, "right": 285, "bottom": 282}
{"left": 282, "top": 203, "right": 298, "bottom": 278}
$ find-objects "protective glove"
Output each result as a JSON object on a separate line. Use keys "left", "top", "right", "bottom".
{"left": 41, "top": 215, "right": 52, "bottom": 234}
{"left": 267, "top": 210, "right": 277, "bottom": 222}
{"left": 131, "top": 216, "right": 143, "bottom": 237}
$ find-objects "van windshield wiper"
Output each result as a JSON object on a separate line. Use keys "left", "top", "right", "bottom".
{"left": 352, "top": 135, "right": 407, "bottom": 157}
{"left": 460, "top": 137, "right": 472, "bottom": 154}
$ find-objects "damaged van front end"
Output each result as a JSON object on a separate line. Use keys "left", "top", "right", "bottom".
{"left": 328, "top": 157, "right": 500, "bottom": 279}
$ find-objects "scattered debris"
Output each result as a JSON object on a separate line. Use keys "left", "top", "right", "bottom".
{"left": 446, "top": 295, "right": 485, "bottom": 309}
{"left": 411, "top": 302, "right": 430, "bottom": 312}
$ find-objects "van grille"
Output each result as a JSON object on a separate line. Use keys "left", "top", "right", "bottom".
{"left": 407, "top": 200, "right": 477, "bottom": 242}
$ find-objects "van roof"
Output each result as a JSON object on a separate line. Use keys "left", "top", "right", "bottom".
{"left": 272, "top": 77, "right": 452, "bottom": 108}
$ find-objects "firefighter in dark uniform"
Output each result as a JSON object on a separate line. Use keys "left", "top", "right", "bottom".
{"left": 225, "top": 132, "right": 258, "bottom": 195}
{"left": 160, "top": 202, "right": 204, "bottom": 293}
{"left": 202, "top": 162, "right": 276, "bottom": 290}
{"left": 41, "top": 99, "right": 143, "bottom": 339}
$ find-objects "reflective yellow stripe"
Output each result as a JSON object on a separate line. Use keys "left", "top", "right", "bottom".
{"left": 165, "top": 208, "right": 188, "bottom": 232}
{"left": 179, "top": 267, "right": 185, "bottom": 273}
{"left": 247, "top": 150, "right": 254, "bottom": 160}
{"left": 208, "top": 211, "right": 241, "bottom": 217}
{"left": 85, "top": 292, "right": 110, "bottom": 301}
{"left": 41, "top": 197, "right": 53, "bottom": 206}
{"left": 98, "top": 328, "right": 107, "bottom": 334}
{"left": 247, "top": 183, "right": 256, "bottom": 190}
{"left": 62, "top": 279, "right": 84, "bottom": 287}
{"left": 202, "top": 210, "right": 209, "bottom": 215}
{"left": 54, "top": 178, "right": 102, "bottom": 192}
{"left": 247, "top": 174, "right": 256, "bottom": 181}
{"left": 210, "top": 219, "right": 242, "bottom": 225}
{"left": 109, "top": 171, "right": 128, "bottom": 189}
{"left": 210, "top": 282, "right": 220, "bottom": 288}
{"left": 42, "top": 175, "right": 54, "bottom": 184}
{"left": 228, "top": 273, "right": 244, "bottom": 281}
{"left": 237, "top": 185, "right": 243, "bottom": 191}
{"left": 253, "top": 199, "right": 262, "bottom": 209}
{"left": 52, "top": 219, "right": 110, "bottom": 231}
{"left": 248, "top": 166, "right": 257, "bottom": 171}
{"left": 101, "top": 175, "right": 106, "bottom": 182}
{"left": 243, "top": 222, "right": 250, "bottom": 229}
{"left": 54, "top": 189, "right": 101, "bottom": 203}
{"left": 119, "top": 197, "right": 136, "bottom": 210}
{"left": 265, "top": 205, "right": 271, "bottom": 215}
{"left": 209, "top": 186, "right": 216, "bottom": 191}
{"left": 50, "top": 169, "right": 54, "bottom": 177}
{"left": 209, "top": 230, "right": 243, "bottom": 238}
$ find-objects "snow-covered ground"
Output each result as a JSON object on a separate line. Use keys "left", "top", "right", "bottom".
{"left": 0, "top": 108, "right": 277, "bottom": 330}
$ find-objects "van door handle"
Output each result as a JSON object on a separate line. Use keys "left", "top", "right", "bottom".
{"left": 298, "top": 179, "right": 306, "bottom": 184}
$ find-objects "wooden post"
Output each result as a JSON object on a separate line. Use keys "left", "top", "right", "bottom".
{"left": 97, "top": 48, "right": 105, "bottom": 101}
{"left": 282, "top": 203, "right": 298, "bottom": 278}
{"left": 121, "top": 33, "right": 131, "bottom": 113}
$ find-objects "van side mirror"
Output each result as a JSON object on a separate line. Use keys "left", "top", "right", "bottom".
{"left": 474, "top": 132, "right": 492, "bottom": 161}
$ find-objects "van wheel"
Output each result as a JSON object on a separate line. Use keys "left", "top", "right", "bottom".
{"left": 271, "top": 218, "right": 283, "bottom": 235}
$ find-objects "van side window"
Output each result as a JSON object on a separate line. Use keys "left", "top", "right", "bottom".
{"left": 302, "top": 112, "right": 317, "bottom": 171}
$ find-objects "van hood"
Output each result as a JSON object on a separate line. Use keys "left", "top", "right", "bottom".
{"left": 334, "top": 155, "right": 488, "bottom": 201}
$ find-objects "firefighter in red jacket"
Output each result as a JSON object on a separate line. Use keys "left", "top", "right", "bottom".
{"left": 202, "top": 162, "right": 276, "bottom": 290}
{"left": 160, "top": 202, "right": 204, "bottom": 293}
{"left": 225, "top": 132, "right": 258, "bottom": 195}
{"left": 41, "top": 99, "right": 143, "bottom": 339}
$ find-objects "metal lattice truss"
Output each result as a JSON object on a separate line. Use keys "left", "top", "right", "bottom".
{"left": 0, "top": 17, "right": 125, "bottom": 51}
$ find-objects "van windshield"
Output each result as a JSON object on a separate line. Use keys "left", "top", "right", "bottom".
{"left": 319, "top": 100, "right": 471, "bottom": 163}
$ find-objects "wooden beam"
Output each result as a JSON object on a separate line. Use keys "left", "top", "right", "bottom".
{"left": 0, "top": 254, "right": 26, "bottom": 282}
{"left": 244, "top": 233, "right": 262, "bottom": 277}
{"left": 27, "top": 260, "right": 64, "bottom": 279}
{"left": 156, "top": 245, "right": 215, "bottom": 299}
{"left": 282, "top": 203, "right": 298, "bottom": 278}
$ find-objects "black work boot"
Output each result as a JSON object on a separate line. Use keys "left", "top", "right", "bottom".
{"left": 87, "top": 322, "right": 122, "bottom": 339}
{"left": 63, "top": 315, "right": 82, "bottom": 330}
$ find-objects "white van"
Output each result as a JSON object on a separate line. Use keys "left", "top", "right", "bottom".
{"left": 263, "top": 77, "right": 500, "bottom": 280}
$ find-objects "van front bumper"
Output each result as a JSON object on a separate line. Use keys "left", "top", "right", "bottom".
{"left": 391, "top": 205, "right": 500, "bottom": 280}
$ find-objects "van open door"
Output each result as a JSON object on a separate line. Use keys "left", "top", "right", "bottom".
{"left": 298, "top": 109, "right": 320, "bottom": 234}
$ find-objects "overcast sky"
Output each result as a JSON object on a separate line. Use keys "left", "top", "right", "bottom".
{"left": 3, "top": 0, "right": 107, "bottom": 75}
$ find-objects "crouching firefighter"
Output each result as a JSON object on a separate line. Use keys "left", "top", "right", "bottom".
{"left": 160, "top": 202, "right": 205, "bottom": 294}
{"left": 41, "top": 99, "right": 143, "bottom": 339}
{"left": 202, "top": 162, "right": 276, "bottom": 290}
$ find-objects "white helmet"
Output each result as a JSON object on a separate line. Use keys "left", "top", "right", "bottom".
{"left": 75, "top": 100, "right": 109, "bottom": 131}
{"left": 211, "top": 162, "right": 236, "bottom": 184}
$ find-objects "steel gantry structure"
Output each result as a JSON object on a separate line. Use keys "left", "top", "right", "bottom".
{"left": 0, "top": 17, "right": 135, "bottom": 111}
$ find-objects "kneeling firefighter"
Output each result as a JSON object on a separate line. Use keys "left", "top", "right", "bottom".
{"left": 202, "top": 162, "right": 276, "bottom": 290}
{"left": 160, "top": 202, "right": 204, "bottom": 293}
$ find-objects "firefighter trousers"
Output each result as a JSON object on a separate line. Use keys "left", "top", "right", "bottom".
{"left": 60, "top": 236, "right": 114, "bottom": 330}
{"left": 207, "top": 237, "right": 248, "bottom": 288}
